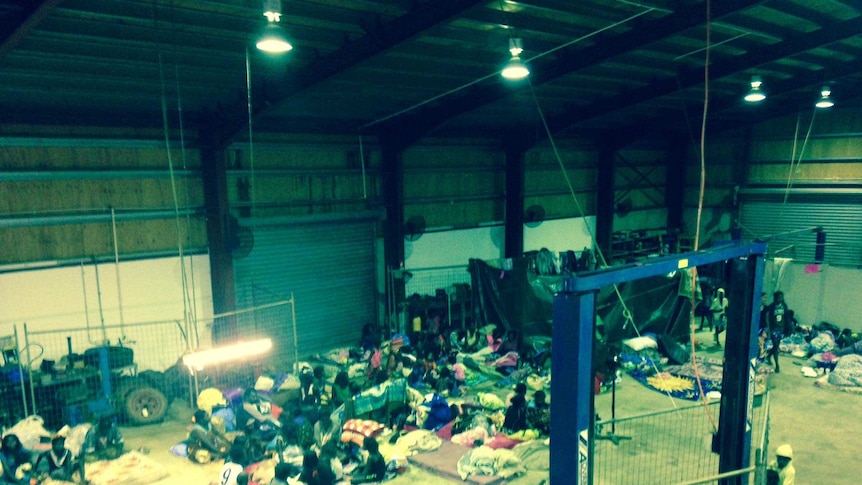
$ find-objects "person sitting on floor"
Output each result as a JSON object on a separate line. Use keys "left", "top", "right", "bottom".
{"left": 188, "top": 409, "right": 231, "bottom": 464}
{"left": 348, "top": 436, "right": 386, "bottom": 484}
{"left": 526, "top": 390, "right": 550, "bottom": 436}
{"left": 269, "top": 462, "right": 294, "bottom": 485}
{"left": 34, "top": 434, "right": 76, "bottom": 482}
{"left": 330, "top": 370, "right": 353, "bottom": 409}
{"left": 0, "top": 434, "right": 32, "bottom": 485}
{"left": 313, "top": 406, "right": 340, "bottom": 453}
{"left": 299, "top": 450, "right": 320, "bottom": 485}
{"left": 503, "top": 394, "right": 528, "bottom": 434}
{"left": 84, "top": 415, "right": 124, "bottom": 461}
{"left": 213, "top": 446, "right": 246, "bottom": 485}
{"left": 236, "top": 388, "right": 282, "bottom": 447}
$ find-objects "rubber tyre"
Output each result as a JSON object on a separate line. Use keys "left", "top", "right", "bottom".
{"left": 124, "top": 386, "right": 168, "bottom": 425}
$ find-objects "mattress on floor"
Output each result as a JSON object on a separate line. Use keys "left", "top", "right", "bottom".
{"left": 407, "top": 439, "right": 505, "bottom": 485}
{"left": 84, "top": 450, "right": 169, "bottom": 485}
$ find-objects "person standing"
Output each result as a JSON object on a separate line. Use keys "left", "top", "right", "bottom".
{"left": 710, "top": 288, "right": 729, "bottom": 345}
{"left": 770, "top": 444, "right": 795, "bottom": 485}
{"left": 765, "top": 291, "right": 789, "bottom": 373}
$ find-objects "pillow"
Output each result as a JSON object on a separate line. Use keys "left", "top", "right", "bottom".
{"left": 623, "top": 336, "right": 658, "bottom": 352}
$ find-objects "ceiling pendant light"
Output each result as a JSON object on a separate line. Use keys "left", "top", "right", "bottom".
{"left": 501, "top": 38, "right": 529, "bottom": 80}
{"left": 256, "top": 0, "right": 293, "bottom": 53}
{"left": 815, "top": 86, "right": 834, "bottom": 109}
{"left": 743, "top": 75, "right": 766, "bottom": 103}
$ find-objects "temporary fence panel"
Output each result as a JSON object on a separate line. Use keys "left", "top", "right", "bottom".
{"left": 593, "top": 397, "right": 769, "bottom": 485}
{"left": 233, "top": 215, "right": 377, "bottom": 358}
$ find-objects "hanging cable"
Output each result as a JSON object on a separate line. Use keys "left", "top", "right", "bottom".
{"left": 783, "top": 109, "right": 817, "bottom": 205}
{"left": 170, "top": 0, "right": 197, "bottom": 349}
{"left": 526, "top": 78, "right": 678, "bottom": 408}
{"left": 361, "top": 7, "right": 655, "bottom": 130}
{"left": 687, "top": 0, "right": 719, "bottom": 434}
{"left": 153, "top": 0, "right": 194, "bottom": 346}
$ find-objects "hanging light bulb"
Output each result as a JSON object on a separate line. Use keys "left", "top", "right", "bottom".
{"left": 815, "top": 86, "right": 834, "bottom": 109}
{"left": 256, "top": 23, "right": 293, "bottom": 53}
{"left": 501, "top": 38, "right": 529, "bottom": 80}
{"left": 744, "top": 75, "right": 766, "bottom": 103}
{"left": 256, "top": 0, "right": 293, "bottom": 53}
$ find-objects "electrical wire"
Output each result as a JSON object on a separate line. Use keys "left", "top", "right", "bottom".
{"left": 153, "top": 0, "right": 191, "bottom": 347}
{"left": 360, "top": 7, "right": 655, "bottom": 130}
{"left": 525, "top": 77, "right": 678, "bottom": 408}
{"left": 688, "top": 0, "right": 718, "bottom": 434}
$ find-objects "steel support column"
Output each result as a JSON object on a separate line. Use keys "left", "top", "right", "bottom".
{"left": 504, "top": 142, "right": 525, "bottom": 259}
{"left": 718, "top": 253, "right": 764, "bottom": 483}
{"left": 551, "top": 288, "right": 596, "bottom": 485}
{"left": 595, "top": 143, "right": 615, "bottom": 255}
{"left": 201, "top": 139, "right": 236, "bottom": 327}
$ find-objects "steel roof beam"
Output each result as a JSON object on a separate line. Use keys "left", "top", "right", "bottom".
{"left": 375, "top": 0, "right": 763, "bottom": 146}
{"left": 215, "top": 0, "right": 487, "bottom": 149}
{"left": 0, "top": 0, "right": 63, "bottom": 60}
{"left": 541, "top": 16, "right": 862, "bottom": 147}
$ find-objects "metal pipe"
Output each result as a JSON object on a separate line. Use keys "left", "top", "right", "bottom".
{"left": 672, "top": 465, "right": 757, "bottom": 485}
{"left": 93, "top": 259, "right": 109, "bottom": 344}
{"left": 291, "top": 293, "right": 299, "bottom": 372}
{"left": 0, "top": 207, "right": 202, "bottom": 228}
{"left": 23, "top": 323, "right": 34, "bottom": 415}
{"left": 80, "top": 261, "right": 99, "bottom": 345}
{"left": 0, "top": 169, "right": 197, "bottom": 181}
{"left": 15, "top": 326, "right": 28, "bottom": 417}
{"left": 739, "top": 187, "right": 862, "bottom": 195}
{"left": 111, "top": 208, "right": 127, "bottom": 337}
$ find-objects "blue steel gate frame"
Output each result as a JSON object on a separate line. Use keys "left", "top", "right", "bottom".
{"left": 550, "top": 242, "right": 766, "bottom": 485}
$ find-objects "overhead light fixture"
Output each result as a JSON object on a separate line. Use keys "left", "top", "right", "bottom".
{"left": 182, "top": 338, "right": 273, "bottom": 371}
{"left": 256, "top": 0, "right": 293, "bottom": 53}
{"left": 744, "top": 75, "right": 766, "bottom": 103}
{"left": 815, "top": 86, "right": 834, "bottom": 109}
{"left": 501, "top": 38, "right": 529, "bottom": 80}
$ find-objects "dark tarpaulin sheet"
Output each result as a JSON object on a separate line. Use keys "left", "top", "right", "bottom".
{"left": 468, "top": 258, "right": 692, "bottom": 347}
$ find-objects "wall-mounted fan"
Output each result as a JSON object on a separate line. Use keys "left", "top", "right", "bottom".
{"left": 404, "top": 215, "right": 427, "bottom": 241}
{"left": 524, "top": 205, "right": 546, "bottom": 228}
{"left": 226, "top": 215, "right": 254, "bottom": 258}
{"left": 614, "top": 198, "right": 633, "bottom": 218}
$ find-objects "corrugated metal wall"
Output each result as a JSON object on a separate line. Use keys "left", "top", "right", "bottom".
{"left": 739, "top": 199, "right": 862, "bottom": 267}
{"left": 232, "top": 214, "right": 378, "bottom": 358}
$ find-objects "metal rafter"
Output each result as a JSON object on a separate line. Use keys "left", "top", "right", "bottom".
{"left": 216, "top": 0, "right": 488, "bottom": 148}
{"left": 610, "top": 56, "right": 862, "bottom": 148}
{"left": 540, "top": 16, "right": 862, "bottom": 145}
{"left": 0, "top": 0, "right": 63, "bottom": 60}
{"left": 374, "top": 0, "right": 763, "bottom": 147}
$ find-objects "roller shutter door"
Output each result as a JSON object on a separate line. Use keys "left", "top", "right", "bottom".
{"left": 739, "top": 199, "right": 862, "bottom": 268}
{"left": 232, "top": 213, "right": 378, "bottom": 361}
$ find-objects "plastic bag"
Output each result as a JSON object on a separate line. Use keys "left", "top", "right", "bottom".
{"left": 5, "top": 415, "right": 52, "bottom": 452}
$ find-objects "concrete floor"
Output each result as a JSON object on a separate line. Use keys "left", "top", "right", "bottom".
{"left": 120, "top": 330, "right": 862, "bottom": 485}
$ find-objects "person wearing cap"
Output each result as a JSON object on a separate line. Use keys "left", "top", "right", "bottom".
{"left": 34, "top": 434, "right": 75, "bottom": 482}
{"left": 770, "top": 444, "right": 796, "bottom": 485}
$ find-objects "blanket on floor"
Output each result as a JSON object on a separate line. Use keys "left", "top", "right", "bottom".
{"left": 84, "top": 450, "right": 168, "bottom": 485}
